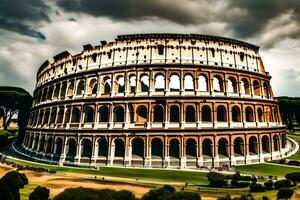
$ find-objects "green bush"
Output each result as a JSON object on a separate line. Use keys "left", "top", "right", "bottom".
{"left": 174, "top": 191, "right": 201, "bottom": 200}
{"left": 263, "top": 180, "right": 273, "bottom": 190}
{"left": 285, "top": 172, "right": 300, "bottom": 184}
{"left": 29, "top": 186, "right": 50, "bottom": 200}
{"left": 206, "top": 172, "right": 227, "bottom": 187}
{"left": 274, "top": 179, "right": 292, "bottom": 189}
{"left": 277, "top": 188, "right": 294, "bottom": 199}
{"left": 249, "top": 183, "right": 265, "bottom": 192}
{"left": 0, "top": 130, "right": 10, "bottom": 150}
{"left": 112, "top": 190, "right": 136, "bottom": 200}
{"left": 54, "top": 188, "right": 116, "bottom": 200}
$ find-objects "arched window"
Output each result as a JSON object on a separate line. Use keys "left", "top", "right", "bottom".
{"left": 202, "top": 106, "right": 211, "bottom": 122}
{"left": 218, "top": 138, "right": 229, "bottom": 157}
{"left": 151, "top": 138, "right": 163, "bottom": 158}
{"left": 198, "top": 75, "right": 208, "bottom": 91}
{"left": 98, "top": 138, "right": 108, "bottom": 157}
{"left": 186, "top": 139, "right": 197, "bottom": 158}
{"left": 170, "top": 105, "right": 180, "bottom": 122}
{"left": 54, "top": 138, "right": 63, "bottom": 156}
{"left": 114, "top": 139, "right": 125, "bottom": 157}
{"left": 129, "top": 75, "right": 136, "bottom": 92}
{"left": 246, "top": 107, "right": 254, "bottom": 122}
{"left": 184, "top": 74, "right": 194, "bottom": 91}
{"left": 114, "top": 106, "right": 124, "bottom": 122}
{"left": 234, "top": 137, "right": 244, "bottom": 156}
{"left": 185, "top": 106, "right": 195, "bottom": 122}
{"left": 81, "top": 139, "right": 92, "bottom": 158}
{"left": 241, "top": 78, "right": 250, "bottom": 95}
{"left": 153, "top": 105, "right": 164, "bottom": 122}
{"left": 227, "top": 77, "right": 237, "bottom": 93}
{"left": 136, "top": 105, "right": 147, "bottom": 123}
{"left": 132, "top": 138, "right": 144, "bottom": 158}
{"left": 249, "top": 136, "right": 258, "bottom": 155}
{"left": 141, "top": 75, "right": 149, "bottom": 92}
{"left": 84, "top": 106, "right": 94, "bottom": 123}
{"left": 103, "top": 78, "right": 111, "bottom": 94}
{"left": 88, "top": 79, "right": 98, "bottom": 95}
{"left": 76, "top": 80, "right": 85, "bottom": 95}
{"left": 117, "top": 76, "right": 125, "bottom": 93}
{"left": 71, "top": 108, "right": 81, "bottom": 123}
{"left": 257, "top": 108, "right": 264, "bottom": 122}
{"left": 99, "top": 106, "right": 109, "bottom": 122}
{"left": 253, "top": 80, "right": 261, "bottom": 96}
{"left": 232, "top": 106, "right": 241, "bottom": 122}
{"left": 66, "top": 138, "right": 76, "bottom": 161}
{"left": 202, "top": 139, "right": 213, "bottom": 157}
{"left": 262, "top": 136, "right": 270, "bottom": 153}
{"left": 213, "top": 76, "right": 223, "bottom": 92}
{"left": 169, "top": 139, "right": 180, "bottom": 158}
{"left": 263, "top": 82, "right": 270, "bottom": 98}
{"left": 155, "top": 75, "right": 165, "bottom": 91}
{"left": 170, "top": 74, "right": 180, "bottom": 91}
{"left": 217, "top": 105, "right": 227, "bottom": 122}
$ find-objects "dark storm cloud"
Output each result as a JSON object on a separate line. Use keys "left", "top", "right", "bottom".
{"left": 0, "top": 0, "right": 50, "bottom": 38}
{"left": 56, "top": 0, "right": 198, "bottom": 24}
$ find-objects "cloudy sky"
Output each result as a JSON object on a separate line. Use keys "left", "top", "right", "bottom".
{"left": 0, "top": 0, "right": 300, "bottom": 97}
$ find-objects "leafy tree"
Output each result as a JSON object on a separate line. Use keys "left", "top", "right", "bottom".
{"left": 277, "top": 188, "right": 294, "bottom": 199}
{"left": 29, "top": 186, "right": 50, "bottom": 200}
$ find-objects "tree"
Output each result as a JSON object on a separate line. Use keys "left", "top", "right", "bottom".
{"left": 206, "top": 172, "right": 227, "bottom": 187}
{"left": 29, "top": 186, "right": 50, "bottom": 200}
{"left": 277, "top": 188, "right": 294, "bottom": 199}
{"left": 285, "top": 172, "right": 300, "bottom": 185}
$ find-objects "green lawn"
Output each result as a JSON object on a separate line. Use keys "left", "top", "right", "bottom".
{"left": 287, "top": 133, "right": 300, "bottom": 143}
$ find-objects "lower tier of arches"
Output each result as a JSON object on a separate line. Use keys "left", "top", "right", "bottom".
{"left": 22, "top": 131, "right": 289, "bottom": 168}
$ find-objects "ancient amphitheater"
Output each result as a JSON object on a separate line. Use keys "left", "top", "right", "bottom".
{"left": 22, "top": 33, "right": 290, "bottom": 168}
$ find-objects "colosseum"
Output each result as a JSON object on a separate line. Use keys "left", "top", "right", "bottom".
{"left": 21, "top": 33, "right": 290, "bottom": 168}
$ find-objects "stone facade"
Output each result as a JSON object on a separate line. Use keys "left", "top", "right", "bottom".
{"left": 23, "top": 33, "right": 287, "bottom": 168}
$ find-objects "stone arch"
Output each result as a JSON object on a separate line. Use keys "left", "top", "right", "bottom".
{"left": 47, "top": 85, "right": 54, "bottom": 100}
{"left": 54, "top": 137, "right": 63, "bottom": 156}
{"left": 67, "top": 80, "right": 75, "bottom": 97}
{"left": 76, "top": 80, "right": 85, "bottom": 95}
{"left": 227, "top": 77, "right": 237, "bottom": 93}
{"left": 43, "top": 110, "right": 50, "bottom": 125}
{"left": 262, "top": 135, "right": 270, "bottom": 153}
{"left": 114, "top": 138, "right": 125, "bottom": 157}
{"left": 46, "top": 137, "right": 53, "bottom": 154}
{"left": 39, "top": 136, "right": 45, "bottom": 152}
{"left": 81, "top": 138, "right": 92, "bottom": 158}
{"left": 249, "top": 136, "right": 258, "bottom": 155}
{"left": 60, "top": 81, "right": 67, "bottom": 98}
{"left": 66, "top": 138, "right": 77, "bottom": 161}
{"left": 217, "top": 105, "right": 227, "bottom": 122}
{"left": 184, "top": 74, "right": 194, "bottom": 91}
{"left": 257, "top": 108, "right": 264, "bottom": 122}
{"left": 151, "top": 138, "right": 163, "bottom": 158}
{"left": 253, "top": 80, "right": 261, "bottom": 96}
{"left": 140, "top": 74, "right": 149, "bottom": 92}
{"left": 129, "top": 75, "right": 136, "bottom": 92}
{"left": 202, "top": 105, "right": 212, "bottom": 122}
{"left": 114, "top": 106, "right": 125, "bottom": 122}
{"left": 84, "top": 105, "right": 94, "bottom": 123}
{"left": 155, "top": 74, "right": 165, "bottom": 91}
{"left": 57, "top": 108, "right": 64, "bottom": 123}
{"left": 232, "top": 106, "right": 241, "bottom": 122}
{"left": 186, "top": 138, "right": 197, "bottom": 158}
{"left": 136, "top": 105, "right": 147, "bottom": 123}
{"left": 218, "top": 138, "right": 229, "bottom": 157}
{"left": 198, "top": 74, "right": 208, "bottom": 91}
{"left": 34, "top": 135, "right": 39, "bottom": 150}
{"left": 263, "top": 82, "right": 270, "bottom": 98}
{"left": 170, "top": 74, "right": 180, "bottom": 91}
{"left": 103, "top": 77, "right": 111, "bottom": 94}
{"left": 98, "top": 106, "right": 109, "bottom": 122}
{"left": 38, "top": 110, "right": 44, "bottom": 124}
{"left": 202, "top": 139, "right": 213, "bottom": 158}
{"left": 241, "top": 78, "right": 250, "bottom": 95}
{"left": 87, "top": 78, "right": 98, "bottom": 95}
{"left": 53, "top": 83, "right": 61, "bottom": 98}
{"left": 273, "top": 135, "right": 280, "bottom": 151}
{"left": 131, "top": 137, "right": 144, "bottom": 158}
{"left": 234, "top": 137, "right": 244, "bottom": 156}
{"left": 50, "top": 109, "right": 57, "bottom": 124}
{"left": 97, "top": 138, "right": 108, "bottom": 157}
{"left": 246, "top": 106, "right": 254, "bottom": 122}
{"left": 213, "top": 75, "right": 223, "bottom": 92}
{"left": 185, "top": 105, "right": 196, "bottom": 122}
{"left": 170, "top": 105, "right": 180, "bottom": 122}
{"left": 71, "top": 107, "right": 81, "bottom": 123}
{"left": 169, "top": 139, "right": 180, "bottom": 159}
{"left": 116, "top": 76, "right": 125, "bottom": 93}
{"left": 153, "top": 105, "right": 164, "bottom": 122}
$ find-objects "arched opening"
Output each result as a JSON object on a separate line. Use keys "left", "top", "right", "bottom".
{"left": 185, "top": 106, "right": 196, "bottom": 122}
{"left": 129, "top": 75, "right": 136, "bottom": 92}
{"left": 170, "top": 74, "right": 180, "bottom": 91}
{"left": 98, "top": 138, "right": 108, "bottom": 157}
{"left": 57, "top": 108, "right": 64, "bottom": 123}
{"left": 71, "top": 108, "right": 81, "bottom": 123}
{"left": 227, "top": 77, "right": 237, "bottom": 93}
{"left": 184, "top": 74, "right": 194, "bottom": 91}
{"left": 114, "top": 106, "right": 124, "bottom": 122}
{"left": 169, "top": 139, "right": 180, "bottom": 159}
{"left": 54, "top": 138, "right": 63, "bottom": 156}
{"left": 47, "top": 85, "right": 54, "bottom": 100}
{"left": 114, "top": 139, "right": 125, "bottom": 157}
{"left": 218, "top": 138, "right": 229, "bottom": 157}
{"left": 76, "top": 80, "right": 85, "bottom": 95}
{"left": 153, "top": 105, "right": 164, "bottom": 122}
{"left": 141, "top": 75, "right": 149, "bottom": 92}
{"left": 151, "top": 138, "right": 163, "bottom": 158}
{"left": 117, "top": 76, "right": 125, "bottom": 93}
{"left": 263, "top": 82, "right": 270, "bottom": 98}
{"left": 198, "top": 75, "right": 208, "bottom": 91}
{"left": 84, "top": 106, "right": 94, "bottom": 123}
{"left": 186, "top": 139, "right": 197, "bottom": 158}
{"left": 262, "top": 135, "right": 270, "bottom": 153}
{"left": 66, "top": 138, "right": 77, "bottom": 161}
{"left": 39, "top": 136, "right": 45, "bottom": 152}
{"left": 249, "top": 136, "right": 258, "bottom": 155}
{"left": 170, "top": 105, "right": 180, "bottom": 123}
{"left": 99, "top": 106, "right": 109, "bottom": 122}
{"left": 155, "top": 75, "right": 165, "bottom": 91}
{"left": 234, "top": 137, "right": 244, "bottom": 156}
{"left": 241, "top": 78, "right": 250, "bottom": 95}
{"left": 136, "top": 105, "right": 147, "bottom": 123}
{"left": 281, "top": 134, "right": 286, "bottom": 148}
{"left": 50, "top": 109, "right": 57, "bottom": 124}
{"left": 60, "top": 82, "right": 67, "bottom": 98}
{"left": 217, "top": 105, "right": 227, "bottom": 122}
{"left": 213, "top": 76, "right": 223, "bottom": 92}
{"left": 87, "top": 79, "right": 98, "bottom": 95}
{"left": 202, "top": 106, "right": 212, "bottom": 122}
{"left": 246, "top": 107, "right": 254, "bottom": 122}
{"left": 232, "top": 106, "right": 241, "bottom": 122}
{"left": 132, "top": 138, "right": 144, "bottom": 158}
{"left": 273, "top": 135, "right": 279, "bottom": 151}
{"left": 43, "top": 110, "right": 50, "bottom": 125}
{"left": 103, "top": 78, "right": 111, "bottom": 94}
{"left": 253, "top": 80, "right": 261, "bottom": 96}
{"left": 67, "top": 81, "right": 75, "bottom": 97}
{"left": 46, "top": 137, "right": 53, "bottom": 154}
{"left": 202, "top": 139, "right": 213, "bottom": 158}
{"left": 81, "top": 139, "right": 92, "bottom": 158}
{"left": 53, "top": 83, "right": 61, "bottom": 98}
{"left": 258, "top": 108, "right": 264, "bottom": 122}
